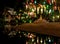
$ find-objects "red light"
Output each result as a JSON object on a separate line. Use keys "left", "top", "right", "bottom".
{"left": 31, "top": 0, "right": 34, "bottom": 3}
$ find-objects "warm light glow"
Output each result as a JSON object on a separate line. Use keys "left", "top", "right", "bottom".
{"left": 26, "top": 5, "right": 28, "bottom": 10}
{"left": 43, "top": 5, "right": 46, "bottom": 12}
{"left": 52, "top": 16, "right": 55, "bottom": 21}
{"left": 37, "top": 7, "right": 40, "bottom": 14}
{"left": 53, "top": 16, "right": 55, "bottom": 19}
{"left": 40, "top": 39, "right": 43, "bottom": 43}
{"left": 41, "top": 8, "right": 43, "bottom": 14}
{"left": 54, "top": 0, "right": 56, "bottom": 3}
{"left": 21, "top": 17, "right": 25, "bottom": 19}
{"left": 32, "top": 9, "right": 35, "bottom": 12}
{"left": 32, "top": 38, "right": 35, "bottom": 42}
{"left": 29, "top": 12, "right": 34, "bottom": 16}
{"left": 26, "top": 42, "right": 28, "bottom": 44}
{"left": 56, "top": 15, "right": 59, "bottom": 19}
{"left": 37, "top": 37, "right": 39, "bottom": 43}
{"left": 34, "top": 42, "right": 36, "bottom": 44}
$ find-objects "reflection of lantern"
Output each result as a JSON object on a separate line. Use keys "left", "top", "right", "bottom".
{"left": 37, "top": 7, "right": 40, "bottom": 14}
{"left": 41, "top": 8, "right": 43, "bottom": 14}
{"left": 56, "top": 15, "right": 59, "bottom": 19}
{"left": 52, "top": 16, "right": 55, "bottom": 21}
{"left": 32, "top": 9, "right": 34, "bottom": 12}
{"left": 26, "top": 5, "right": 28, "bottom": 10}
{"left": 40, "top": 38, "right": 43, "bottom": 43}
{"left": 37, "top": 37, "right": 39, "bottom": 43}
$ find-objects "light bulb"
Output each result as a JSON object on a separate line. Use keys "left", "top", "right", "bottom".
{"left": 49, "top": 39, "right": 51, "bottom": 42}
{"left": 34, "top": 1, "right": 37, "bottom": 4}
{"left": 40, "top": 38, "right": 43, "bottom": 43}
{"left": 49, "top": 9, "right": 52, "bottom": 14}
{"left": 56, "top": 15, "right": 59, "bottom": 19}
{"left": 32, "top": 39, "right": 35, "bottom": 42}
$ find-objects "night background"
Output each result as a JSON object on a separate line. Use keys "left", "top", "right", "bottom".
{"left": 0, "top": 0, "right": 60, "bottom": 44}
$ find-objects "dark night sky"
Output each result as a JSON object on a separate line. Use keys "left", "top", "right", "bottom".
{"left": 0, "top": 0, "right": 24, "bottom": 10}
{"left": 0, "top": 0, "right": 20, "bottom": 12}
{"left": 0, "top": 0, "right": 60, "bottom": 10}
{"left": 0, "top": 0, "right": 60, "bottom": 6}
{"left": 0, "top": 0, "right": 24, "bottom": 7}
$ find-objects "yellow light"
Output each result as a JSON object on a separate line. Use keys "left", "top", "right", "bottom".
{"left": 44, "top": 6, "right": 46, "bottom": 12}
{"left": 30, "top": 35, "right": 32, "bottom": 38}
{"left": 32, "top": 9, "right": 35, "bottom": 12}
{"left": 37, "top": 37, "right": 39, "bottom": 43}
{"left": 52, "top": 0, "right": 54, "bottom": 4}
{"left": 30, "top": 2, "right": 32, "bottom": 5}
{"left": 54, "top": 6, "right": 57, "bottom": 10}
{"left": 40, "top": 5, "right": 43, "bottom": 8}
{"left": 34, "top": 42, "right": 36, "bottom": 44}
{"left": 56, "top": 15, "right": 59, "bottom": 18}
{"left": 43, "top": 5, "right": 45, "bottom": 8}
{"left": 53, "top": 16, "right": 55, "bottom": 19}
{"left": 26, "top": 5, "right": 28, "bottom": 9}
{"left": 18, "top": 13, "right": 21, "bottom": 15}
{"left": 21, "top": 17, "right": 25, "bottom": 19}
{"left": 41, "top": 8, "right": 43, "bottom": 14}
{"left": 40, "top": 38, "right": 43, "bottom": 43}
{"left": 52, "top": 16, "right": 55, "bottom": 21}
{"left": 26, "top": 42, "right": 28, "bottom": 44}
{"left": 37, "top": 7, "right": 40, "bottom": 14}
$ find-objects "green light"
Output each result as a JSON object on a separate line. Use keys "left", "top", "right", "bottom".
{"left": 47, "top": 5, "right": 49, "bottom": 8}
{"left": 29, "top": 20, "right": 32, "bottom": 23}
{"left": 46, "top": 5, "right": 49, "bottom": 10}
